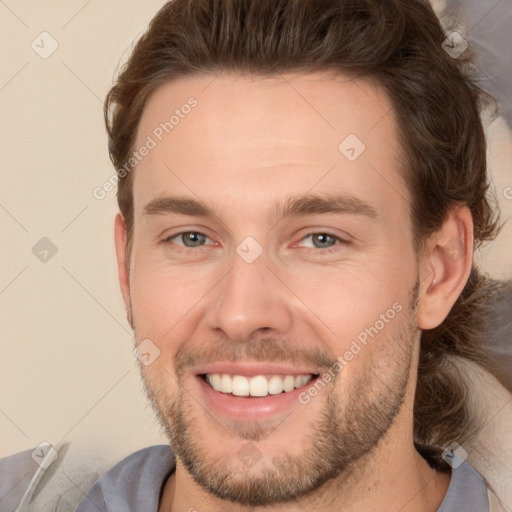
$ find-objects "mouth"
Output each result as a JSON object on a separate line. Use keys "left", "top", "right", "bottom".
{"left": 199, "top": 372, "right": 319, "bottom": 398}
{"left": 190, "top": 362, "right": 323, "bottom": 420}
{"left": 195, "top": 372, "right": 321, "bottom": 420}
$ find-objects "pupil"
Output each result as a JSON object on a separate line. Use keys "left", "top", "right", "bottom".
{"left": 185, "top": 232, "right": 204, "bottom": 246}
{"left": 314, "top": 234, "right": 333, "bottom": 248}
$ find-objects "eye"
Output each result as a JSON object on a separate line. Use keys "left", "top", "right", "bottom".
{"left": 298, "top": 233, "right": 346, "bottom": 251}
{"left": 164, "top": 231, "right": 213, "bottom": 248}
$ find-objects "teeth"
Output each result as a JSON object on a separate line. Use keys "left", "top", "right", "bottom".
{"left": 283, "top": 375, "right": 295, "bottom": 392}
{"left": 294, "top": 375, "right": 310, "bottom": 388}
{"left": 250, "top": 375, "right": 269, "bottom": 397}
{"left": 232, "top": 375, "right": 250, "bottom": 396}
{"left": 204, "top": 373, "right": 314, "bottom": 397}
{"left": 268, "top": 375, "right": 284, "bottom": 395}
{"left": 220, "top": 374, "right": 232, "bottom": 393}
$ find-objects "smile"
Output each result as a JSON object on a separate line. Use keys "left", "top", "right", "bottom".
{"left": 202, "top": 373, "right": 316, "bottom": 397}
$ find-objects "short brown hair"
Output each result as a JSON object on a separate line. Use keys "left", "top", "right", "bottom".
{"left": 104, "top": 0, "right": 502, "bottom": 457}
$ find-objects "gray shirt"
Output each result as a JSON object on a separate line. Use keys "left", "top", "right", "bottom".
{"left": 73, "top": 445, "right": 490, "bottom": 512}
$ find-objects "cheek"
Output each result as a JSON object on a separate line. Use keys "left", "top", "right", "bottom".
{"left": 286, "top": 261, "right": 413, "bottom": 354}
{"left": 130, "top": 256, "right": 217, "bottom": 336}
{"left": 129, "top": 229, "right": 417, "bottom": 356}
{"left": 139, "top": 358, "right": 181, "bottom": 410}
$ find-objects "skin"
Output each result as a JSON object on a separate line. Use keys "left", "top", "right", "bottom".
{"left": 114, "top": 71, "right": 473, "bottom": 511}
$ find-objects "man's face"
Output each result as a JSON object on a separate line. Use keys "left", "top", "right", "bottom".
{"left": 124, "top": 72, "right": 421, "bottom": 505}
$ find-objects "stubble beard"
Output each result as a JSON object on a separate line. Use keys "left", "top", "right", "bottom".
{"left": 138, "top": 291, "right": 420, "bottom": 507}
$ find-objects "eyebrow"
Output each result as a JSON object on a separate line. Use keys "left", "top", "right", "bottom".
{"left": 273, "top": 193, "right": 378, "bottom": 221}
{"left": 142, "top": 193, "right": 378, "bottom": 222}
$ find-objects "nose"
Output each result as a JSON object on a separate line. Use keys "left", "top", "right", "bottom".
{"left": 207, "top": 250, "right": 294, "bottom": 343}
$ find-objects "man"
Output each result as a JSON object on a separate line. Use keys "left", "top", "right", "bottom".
{"left": 75, "top": 0, "right": 510, "bottom": 510}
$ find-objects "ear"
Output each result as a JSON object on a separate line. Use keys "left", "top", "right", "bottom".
{"left": 416, "top": 205, "right": 473, "bottom": 330}
{"left": 114, "top": 213, "right": 133, "bottom": 329}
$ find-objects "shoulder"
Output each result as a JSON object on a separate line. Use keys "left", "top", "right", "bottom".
{"left": 76, "top": 445, "right": 176, "bottom": 512}
{"left": 417, "top": 445, "right": 499, "bottom": 512}
{"left": 437, "top": 458, "right": 503, "bottom": 512}
{"left": 93, "top": 444, "right": 175, "bottom": 481}
{"left": 0, "top": 448, "right": 41, "bottom": 511}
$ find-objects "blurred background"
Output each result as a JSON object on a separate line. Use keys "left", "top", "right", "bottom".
{"left": 0, "top": 0, "right": 170, "bottom": 480}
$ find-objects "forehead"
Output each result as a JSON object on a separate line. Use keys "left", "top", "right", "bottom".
{"left": 132, "top": 71, "right": 408, "bottom": 219}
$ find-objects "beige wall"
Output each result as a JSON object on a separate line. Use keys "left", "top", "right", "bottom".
{"left": 0, "top": 0, "right": 511, "bottom": 468}
{"left": 0, "top": 1, "right": 170, "bottom": 463}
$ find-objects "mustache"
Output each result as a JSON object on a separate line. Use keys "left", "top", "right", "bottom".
{"left": 174, "top": 336, "right": 338, "bottom": 378}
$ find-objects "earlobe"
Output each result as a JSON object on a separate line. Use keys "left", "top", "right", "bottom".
{"left": 417, "top": 206, "right": 474, "bottom": 330}
{"left": 114, "top": 213, "right": 133, "bottom": 329}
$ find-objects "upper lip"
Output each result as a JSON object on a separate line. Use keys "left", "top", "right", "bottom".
{"left": 191, "top": 362, "right": 320, "bottom": 377}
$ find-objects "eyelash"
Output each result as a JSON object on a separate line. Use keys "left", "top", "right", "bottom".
{"left": 162, "top": 231, "right": 348, "bottom": 254}
{"left": 296, "top": 232, "right": 347, "bottom": 254}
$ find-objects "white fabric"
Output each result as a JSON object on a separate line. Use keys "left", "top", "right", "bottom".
{"left": 454, "top": 356, "right": 512, "bottom": 511}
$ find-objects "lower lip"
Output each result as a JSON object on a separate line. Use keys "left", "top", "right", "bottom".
{"left": 194, "top": 375, "right": 318, "bottom": 421}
